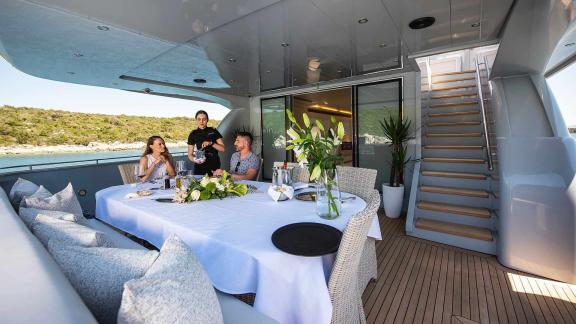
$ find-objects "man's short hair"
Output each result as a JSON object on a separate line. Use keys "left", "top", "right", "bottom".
{"left": 236, "top": 131, "right": 253, "bottom": 146}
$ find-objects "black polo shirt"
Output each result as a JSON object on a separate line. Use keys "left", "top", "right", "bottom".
{"left": 187, "top": 127, "right": 223, "bottom": 175}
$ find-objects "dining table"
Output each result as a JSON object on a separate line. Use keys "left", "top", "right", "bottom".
{"left": 95, "top": 180, "right": 382, "bottom": 324}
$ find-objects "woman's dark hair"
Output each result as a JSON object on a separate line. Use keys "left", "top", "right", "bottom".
{"left": 236, "top": 131, "right": 253, "bottom": 146}
{"left": 195, "top": 110, "right": 209, "bottom": 120}
{"left": 142, "top": 136, "right": 174, "bottom": 165}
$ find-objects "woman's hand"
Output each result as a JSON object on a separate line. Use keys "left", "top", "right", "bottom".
{"left": 201, "top": 140, "right": 212, "bottom": 149}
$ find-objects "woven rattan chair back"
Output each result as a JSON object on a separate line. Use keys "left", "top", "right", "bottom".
{"left": 328, "top": 189, "right": 381, "bottom": 324}
{"left": 336, "top": 166, "right": 377, "bottom": 200}
{"left": 118, "top": 163, "right": 139, "bottom": 184}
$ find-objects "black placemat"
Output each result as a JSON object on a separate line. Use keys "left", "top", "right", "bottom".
{"left": 271, "top": 222, "right": 342, "bottom": 256}
{"left": 155, "top": 198, "right": 174, "bottom": 203}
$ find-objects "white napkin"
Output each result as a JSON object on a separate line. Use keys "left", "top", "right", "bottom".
{"left": 125, "top": 192, "right": 140, "bottom": 199}
{"left": 267, "top": 185, "right": 295, "bottom": 201}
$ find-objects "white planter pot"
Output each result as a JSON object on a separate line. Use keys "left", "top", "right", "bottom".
{"left": 382, "top": 184, "right": 404, "bottom": 218}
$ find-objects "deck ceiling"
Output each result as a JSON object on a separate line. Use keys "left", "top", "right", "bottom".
{"left": 0, "top": 0, "right": 513, "bottom": 100}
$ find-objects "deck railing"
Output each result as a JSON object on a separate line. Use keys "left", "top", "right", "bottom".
{"left": 0, "top": 152, "right": 188, "bottom": 173}
{"left": 474, "top": 59, "right": 494, "bottom": 171}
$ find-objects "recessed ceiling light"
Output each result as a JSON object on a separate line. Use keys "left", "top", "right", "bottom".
{"left": 228, "top": 58, "right": 237, "bottom": 63}
{"left": 378, "top": 43, "right": 388, "bottom": 48}
{"left": 194, "top": 78, "right": 207, "bottom": 84}
{"left": 265, "top": 70, "right": 272, "bottom": 73}
{"left": 97, "top": 25, "right": 110, "bottom": 31}
{"left": 73, "top": 53, "right": 84, "bottom": 57}
{"left": 337, "top": 70, "right": 342, "bottom": 73}
{"left": 409, "top": 16, "right": 436, "bottom": 30}
{"left": 358, "top": 18, "right": 368, "bottom": 24}
{"left": 471, "top": 22, "right": 481, "bottom": 28}
{"left": 281, "top": 42, "right": 290, "bottom": 47}
{"left": 565, "top": 42, "right": 576, "bottom": 47}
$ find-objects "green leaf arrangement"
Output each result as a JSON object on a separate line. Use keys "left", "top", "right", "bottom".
{"left": 285, "top": 111, "right": 345, "bottom": 182}
{"left": 379, "top": 115, "right": 412, "bottom": 187}
{"left": 173, "top": 171, "right": 254, "bottom": 203}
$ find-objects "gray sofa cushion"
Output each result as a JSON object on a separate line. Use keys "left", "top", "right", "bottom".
{"left": 9, "top": 177, "right": 39, "bottom": 207}
{"left": 24, "top": 183, "right": 83, "bottom": 217}
{"left": 0, "top": 187, "right": 97, "bottom": 323}
{"left": 87, "top": 219, "right": 146, "bottom": 250}
{"left": 48, "top": 241, "right": 159, "bottom": 324}
{"left": 20, "top": 207, "right": 90, "bottom": 229}
{"left": 19, "top": 185, "right": 53, "bottom": 209}
{"left": 32, "top": 215, "right": 114, "bottom": 248}
{"left": 118, "top": 235, "right": 224, "bottom": 324}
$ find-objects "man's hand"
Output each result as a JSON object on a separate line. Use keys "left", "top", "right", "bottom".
{"left": 201, "top": 141, "right": 212, "bottom": 149}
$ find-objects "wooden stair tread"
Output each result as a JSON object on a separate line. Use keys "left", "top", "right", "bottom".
{"left": 432, "top": 77, "right": 476, "bottom": 84}
{"left": 429, "top": 70, "right": 476, "bottom": 77}
{"left": 424, "top": 145, "right": 483, "bottom": 150}
{"left": 432, "top": 85, "right": 477, "bottom": 92}
{"left": 430, "top": 101, "right": 478, "bottom": 108}
{"left": 426, "top": 132, "right": 481, "bottom": 137}
{"left": 421, "top": 170, "right": 487, "bottom": 180}
{"left": 420, "top": 185, "right": 489, "bottom": 198}
{"left": 429, "top": 111, "right": 479, "bottom": 117}
{"left": 418, "top": 200, "right": 491, "bottom": 218}
{"left": 423, "top": 157, "right": 485, "bottom": 164}
{"left": 415, "top": 218, "right": 493, "bottom": 241}
{"left": 431, "top": 93, "right": 477, "bottom": 99}
{"left": 428, "top": 121, "right": 481, "bottom": 126}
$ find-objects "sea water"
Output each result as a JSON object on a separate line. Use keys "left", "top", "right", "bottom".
{"left": 0, "top": 148, "right": 188, "bottom": 173}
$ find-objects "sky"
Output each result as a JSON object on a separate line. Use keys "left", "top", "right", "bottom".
{"left": 546, "top": 62, "right": 576, "bottom": 127}
{"left": 0, "top": 57, "right": 230, "bottom": 119}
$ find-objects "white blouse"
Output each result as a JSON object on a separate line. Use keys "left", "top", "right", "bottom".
{"left": 146, "top": 154, "right": 167, "bottom": 180}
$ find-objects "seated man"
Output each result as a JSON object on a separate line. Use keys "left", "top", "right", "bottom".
{"left": 214, "top": 131, "right": 260, "bottom": 180}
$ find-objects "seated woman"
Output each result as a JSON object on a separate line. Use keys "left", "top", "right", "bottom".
{"left": 213, "top": 132, "right": 259, "bottom": 180}
{"left": 139, "top": 136, "right": 176, "bottom": 182}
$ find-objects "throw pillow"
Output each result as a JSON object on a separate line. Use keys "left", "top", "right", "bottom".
{"left": 47, "top": 241, "right": 159, "bottom": 324}
{"left": 18, "top": 185, "right": 52, "bottom": 209}
{"left": 32, "top": 214, "right": 114, "bottom": 248}
{"left": 19, "top": 207, "right": 90, "bottom": 229}
{"left": 24, "top": 183, "right": 83, "bottom": 217}
{"left": 118, "top": 235, "right": 223, "bottom": 324}
{"left": 9, "top": 178, "right": 39, "bottom": 207}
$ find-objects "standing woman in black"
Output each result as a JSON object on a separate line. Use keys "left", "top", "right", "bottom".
{"left": 187, "top": 110, "right": 225, "bottom": 176}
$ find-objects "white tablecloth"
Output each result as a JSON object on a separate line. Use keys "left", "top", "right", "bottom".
{"left": 95, "top": 181, "right": 381, "bottom": 324}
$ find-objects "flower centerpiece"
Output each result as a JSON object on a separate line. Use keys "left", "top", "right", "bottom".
{"left": 173, "top": 171, "right": 250, "bottom": 203}
{"left": 285, "top": 111, "right": 345, "bottom": 219}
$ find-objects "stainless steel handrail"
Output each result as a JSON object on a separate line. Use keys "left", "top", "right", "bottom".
{"left": 0, "top": 151, "right": 188, "bottom": 171}
{"left": 474, "top": 59, "right": 494, "bottom": 171}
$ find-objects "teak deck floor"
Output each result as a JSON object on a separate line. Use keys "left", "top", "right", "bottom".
{"left": 364, "top": 211, "right": 576, "bottom": 324}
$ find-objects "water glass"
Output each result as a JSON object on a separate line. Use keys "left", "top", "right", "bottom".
{"left": 176, "top": 160, "right": 186, "bottom": 176}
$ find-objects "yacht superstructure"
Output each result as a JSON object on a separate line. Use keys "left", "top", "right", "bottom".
{"left": 2, "top": 0, "right": 576, "bottom": 322}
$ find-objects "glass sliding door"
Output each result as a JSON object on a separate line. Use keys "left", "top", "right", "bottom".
{"left": 261, "top": 97, "right": 288, "bottom": 180}
{"left": 355, "top": 79, "right": 402, "bottom": 190}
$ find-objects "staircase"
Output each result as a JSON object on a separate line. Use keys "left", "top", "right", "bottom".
{"left": 408, "top": 69, "right": 498, "bottom": 255}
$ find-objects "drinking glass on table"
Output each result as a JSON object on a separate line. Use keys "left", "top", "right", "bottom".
{"left": 176, "top": 160, "right": 186, "bottom": 176}
{"left": 133, "top": 164, "right": 145, "bottom": 184}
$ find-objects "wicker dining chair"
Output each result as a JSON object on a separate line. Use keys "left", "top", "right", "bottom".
{"left": 272, "top": 161, "right": 310, "bottom": 183}
{"left": 336, "top": 166, "right": 379, "bottom": 293}
{"left": 118, "top": 162, "right": 139, "bottom": 184}
{"left": 328, "top": 189, "right": 381, "bottom": 324}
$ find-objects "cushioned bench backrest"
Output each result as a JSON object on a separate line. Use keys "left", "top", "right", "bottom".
{"left": 0, "top": 187, "right": 96, "bottom": 323}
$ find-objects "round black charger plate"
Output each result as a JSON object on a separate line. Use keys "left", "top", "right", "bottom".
{"left": 155, "top": 198, "right": 174, "bottom": 203}
{"left": 271, "top": 222, "right": 342, "bottom": 256}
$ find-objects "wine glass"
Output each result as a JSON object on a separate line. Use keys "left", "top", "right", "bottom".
{"left": 176, "top": 160, "right": 186, "bottom": 177}
{"left": 133, "top": 164, "right": 145, "bottom": 188}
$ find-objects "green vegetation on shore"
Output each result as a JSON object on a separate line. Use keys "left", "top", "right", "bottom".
{"left": 0, "top": 106, "right": 220, "bottom": 146}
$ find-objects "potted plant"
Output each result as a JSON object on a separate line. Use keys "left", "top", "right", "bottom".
{"left": 380, "top": 115, "right": 412, "bottom": 218}
{"left": 285, "top": 111, "right": 345, "bottom": 219}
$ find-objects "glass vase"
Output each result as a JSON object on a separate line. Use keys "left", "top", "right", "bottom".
{"left": 315, "top": 168, "right": 342, "bottom": 219}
